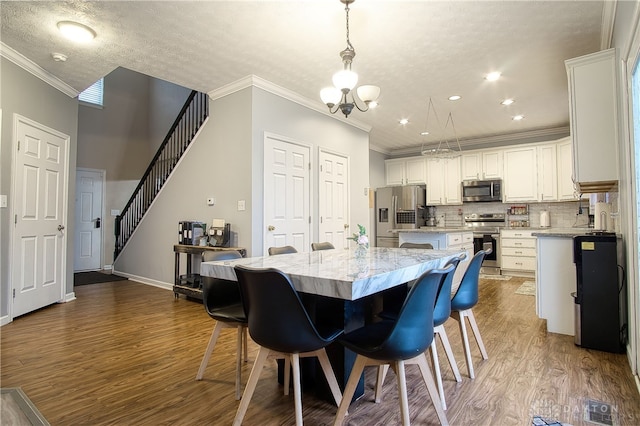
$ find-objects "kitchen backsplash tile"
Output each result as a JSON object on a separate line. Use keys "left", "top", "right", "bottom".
{"left": 434, "top": 200, "right": 594, "bottom": 229}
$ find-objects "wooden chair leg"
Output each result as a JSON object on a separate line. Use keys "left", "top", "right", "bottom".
{"left": 233, "top": 346, "right": 270, "bottom": 426}
{"left": 291, "top": 353, "right": 303, "bottom": 426}
{"left": 195, "top": 322, "right": 223, "bottom": 380}
{"left": 375, "top": 364, "right": 390, "bottom": 403}
{"left": 415, "top": 354, "right": 449, "bottom": 426}
{"left": 316, "top": 349, "right": 343, "bottom": 407}
{"left": 395, "top": 360, "right": 410, "bottom": 426}
{"left": 284, "top": 357, "right": 291, "bottom": 396}
{"left": 333, "top": 355, "right": 368, "bottom": 426}
{"left": 235, "top": 325, "right": 243, "bottom": 400}
{"left": 437, "top": 326, "right": 462, "bottom": 383}
{"left": 453, "top": 310, "right": 475, "bottom": 379}
{"left": 430, "top": 339, "right": 447, "bottom": 410}
{"left": 243, "top": 326, "right": 248, "bottom": 362}
{"left": 466, "top": 309, "right": 488, "bottom": 359}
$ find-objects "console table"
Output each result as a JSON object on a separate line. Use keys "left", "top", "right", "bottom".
{"left": 173, "top": 244, "right": 246, "bottom": 300}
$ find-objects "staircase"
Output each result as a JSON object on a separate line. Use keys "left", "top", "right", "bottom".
{"left": 114, "top": 90, "right": 209, "bottom": 259}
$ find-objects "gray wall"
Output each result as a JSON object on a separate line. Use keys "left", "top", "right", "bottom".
{"left": 368, "top": 149, "right": 388, "bottom": 243}
{"left": 114, "top": 84, "right": 371, "bottom": 287}
{"left": 77, "top": 68, "right": 191, "bottom": 267}
{"left": 0, "top": 57, "right": 79, "bottom": 319}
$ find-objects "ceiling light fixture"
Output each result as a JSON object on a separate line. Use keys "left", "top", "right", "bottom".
{"left": 485, "top": 71, "right": 501, "bottom": 81}
{"left": 448, "top": 95, "right": 461, "bottom": 101}
{"left": 512, "top": 114, "right": 524, "bottom": 121}
{"left": 399, "top": 118, "right": 409, "bottom": 125}
{"left": 320, "top": 0, "right": 380, "bottom": 118}
{"left": 501, "top": 98, "right": 515, "bottom": 105}
{"left": 57, "top": 21, "right": 96, "bottom": 43}
{"left": 420, "top": 97, "right": 462, "bottom": 159}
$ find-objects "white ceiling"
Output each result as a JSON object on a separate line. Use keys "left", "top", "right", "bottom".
{"left": 1, "top": 1, "right": 607, "bottom": 155}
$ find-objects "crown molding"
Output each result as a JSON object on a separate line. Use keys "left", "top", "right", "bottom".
{"left": 208, "top": 74, "right": 372, "bottom": 133}
{"left": 600, "top": 0, "right": 617, "bottom": 50}
{"left": 388, "top": 126, "right": 571, "bottom": 157}
{"left": 1, "top": 42, "right": 78, "bottom": 98}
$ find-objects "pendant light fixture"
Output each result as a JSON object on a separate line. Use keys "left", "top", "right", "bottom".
{"left": 320, "top": 0, "right": 380, "bottom": 118}
{"left": 421, "top": 98, "right": 463, "bottom": 159}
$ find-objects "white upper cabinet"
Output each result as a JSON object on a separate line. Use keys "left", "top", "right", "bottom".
{"left": 426, "top": 156, "right": 462, "bottom": 205}
{"left": 385, "top": 157, "right": 426, "bottom": 186}
{"left": 503, "top": 146, "right": 537, "bottom": 202}
{"left": 565, "top": 48, "right": 619, "bottom": 190}
{"left": 557, "top": 137, "right": 579, "bottom": 200}
{"left": 461, "top": 150, "right": 503, "bottom": 180}
{"left": 537, "top": 143, "right": 558, "bottom": 202}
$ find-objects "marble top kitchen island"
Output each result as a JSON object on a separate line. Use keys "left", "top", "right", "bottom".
{"left": 201, "top": 247, "right": 465, "bottom": 301}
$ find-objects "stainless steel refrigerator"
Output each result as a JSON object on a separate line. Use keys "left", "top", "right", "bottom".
{"left": 375, "top": 185, "right": 427, "bottom": 247}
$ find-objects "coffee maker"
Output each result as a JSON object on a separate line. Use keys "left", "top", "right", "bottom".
{"left": 425, "top": 206, "right": 437, "bottom": 227}
{"left": 208, "top": 219, "right": 231, "bottom": 247}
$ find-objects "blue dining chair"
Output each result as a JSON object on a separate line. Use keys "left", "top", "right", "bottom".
{"left": 333, "top": 265, "right": 454, "bottom": 426}
{"left": 195, "top": 250, "right": 246, "bottom": 400}
{"left": 233, "top": 265, "right": 344, "bottom": 426}
{"left": 450, "top": 249, "right": 489, "bottom": 379}
{"left": 374, "top": 255, "right": 465, "bottom": 411}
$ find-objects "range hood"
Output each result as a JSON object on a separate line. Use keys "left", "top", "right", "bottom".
{"left": 576, "top": 180, "right": 619, "bottom": 194}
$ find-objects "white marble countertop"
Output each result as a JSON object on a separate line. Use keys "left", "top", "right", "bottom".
{"left": 201, "top": 247, "right": 465, "bottom": 301}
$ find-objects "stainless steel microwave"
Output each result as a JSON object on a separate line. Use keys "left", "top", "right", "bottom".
{"left": 462, "top": 179, "right": 502, "bottom": 203}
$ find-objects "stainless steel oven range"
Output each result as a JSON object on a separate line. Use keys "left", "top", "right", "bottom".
{"left": 463, "top": 213, "right": 506, "bottom": 274}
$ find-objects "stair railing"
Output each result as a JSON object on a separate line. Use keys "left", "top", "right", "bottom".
{"left": 114, "top": 90, "right": 209, "bottom": 259}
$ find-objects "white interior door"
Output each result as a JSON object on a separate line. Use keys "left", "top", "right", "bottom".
{"left": 74, "top": 169, "right": 104, "bottom": 271}
{"left": 264, "top": 134, "right": 311, "bottom": 253}
{"left": 11, "top": 115, "right": 68, "bottom": 318}
{"left": 318, "top": 150, "right": 350, "bottom": 249}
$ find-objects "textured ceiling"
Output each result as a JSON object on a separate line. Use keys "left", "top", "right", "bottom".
{"left": 1, "top": 1, "right": 604, "bottom": 155}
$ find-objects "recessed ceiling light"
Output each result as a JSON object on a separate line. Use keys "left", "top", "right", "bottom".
{"left": 448, "top": 95, "right": 461, "bottom": 101}
{"left": 501, "top": 99, "right": 515, "bottom": 106}
{"left": 512, "top": 115, "right": 524, "bottom": 121}
{"left": 420, "top": 131, "right": 429, "bottom": 136}
{"left": 485, "top": 71, "right": 501, "bottom": 81}
{"left": 57, "top": 21, "right": 96, "bottom": 43}
{"left": 399, "top": 118, "right": 409, "bottom": 125}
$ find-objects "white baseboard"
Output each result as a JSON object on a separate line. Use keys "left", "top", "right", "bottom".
{"left": 0, "top": 315, "right": 10, "bottom": 326}
{"left": 64, "top": 292, "right": 76, "bottom": 302}
{"left": 112, "top": 271, "right": 173, "bottom": 291}
{"left": 103, "top": 264, "right": 113, "bottom": 270}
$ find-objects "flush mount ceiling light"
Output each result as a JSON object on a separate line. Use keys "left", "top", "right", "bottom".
{"left": 420, "top": 97, "right": 462, "bottom": 159}
{"left": 512, "top": 114, "right": 525, "bottom": 121}
{"left": 320, "top": 0, "right": 380, "bottom": 118}
{"left": 448, "top": 95, "right": 461, "bottom": 101}
{"left": 501, "top": 98, "right": 515, "bottom": 106}
{"left": 57, "top": 21, "right": 96, "bottom": 43}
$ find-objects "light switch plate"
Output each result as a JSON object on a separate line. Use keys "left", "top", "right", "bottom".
{"left": 111, "top": 209, "right": 120, "bottom": 216}
{"left": 0, "top": 194, "right": 7, "bottom": 208}
{"left": 238, "top": 200, "right": 246, "bottom": 211}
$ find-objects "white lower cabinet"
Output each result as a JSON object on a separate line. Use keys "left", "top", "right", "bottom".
{"left": 500, "top": 229, "right": 536, "bottom": 277}
{"left": 398, "top": 231, "right": 473, "bottom": 285}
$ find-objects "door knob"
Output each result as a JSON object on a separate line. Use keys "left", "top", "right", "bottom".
{"left": 344, "top": 224, "right": 349, "bottom": 229}
{"left": 268, "top": 225, "right": 275, "bottom": 231}
{"left": 95, "top": 217, "right": 101, "bottom": 229}
{"left": 57, "top": 225, "right": 65, "bottom": 231}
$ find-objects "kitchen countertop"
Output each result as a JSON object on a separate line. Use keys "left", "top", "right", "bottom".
{"left": 531, "top": 228, "right": 618, "bottom": 238}
{"left": 393, "top": 227, "right": 471, "bottom": 233}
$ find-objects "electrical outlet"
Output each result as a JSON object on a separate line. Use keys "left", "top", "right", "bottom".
{"left": 207, "top": 197, "right": 215, "bottom": 206}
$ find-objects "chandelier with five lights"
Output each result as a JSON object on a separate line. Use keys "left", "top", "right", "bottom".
{"left": 320, "top": 0, "right": 380, "bottom": 118}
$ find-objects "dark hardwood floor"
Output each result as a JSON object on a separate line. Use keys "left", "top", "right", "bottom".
{"left": 2, "top": 276, "right": 639, "bottom": 425}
